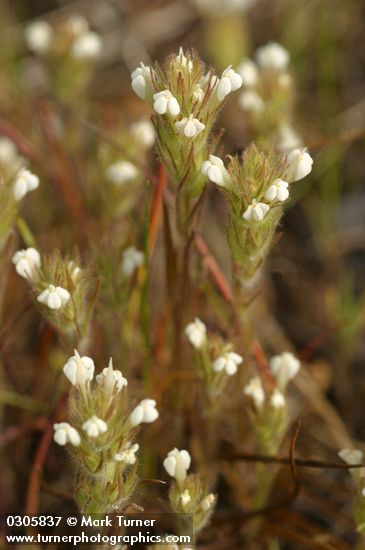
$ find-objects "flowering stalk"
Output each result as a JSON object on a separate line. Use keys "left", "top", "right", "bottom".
{"left": 203, "top": 144, "right": 313, "bottom": 297}
{"left": 25, "top": 15, "right": 103, "bottom": 103}
{"left": 0, "top": 138, "right": 38, "bottom": 253}
{"left": 185, "top": 317, "right": 243, "bottom": 407}
{"left": 243, "top": 352, "right": 300, "bottom": 539}
{"left": 131, "top": 48, "right": 242, "bottom": 235}
{"left": 238, "top": 42, "right": 302, "bottom": 151}
{"left": 163, "top": 448, "right": 216, "bottom": 541}
{"left": 54, "top": 353, "right": 159, "bottom": 513}
{"left": 12, "top": 248, "right": 98, "bottom": 346}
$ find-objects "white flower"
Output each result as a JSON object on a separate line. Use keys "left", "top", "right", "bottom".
{"left": 242, "top": 199, "right": 270, "bottom": 222}
{"left": 185, "top": 318, "right": 207, "bottom": 349}
{"left": 338, "top": 448, "right": 364, "bottom": 466}
{"left": 237, "top": 58, "right": 258, "bottom": 87}
{"left": 129, "top": 399, "right": 159, "bottom": 427}
{"left": 115, "top": 443, "right": 139, "bottom": 465}
{"left": 239, "top": 91, "right": 264, "bottom": 113}
{"left": 131, "top": 63, "right": 153, "bottom": 100}
{"left": 0, "top": 137, "right": 18, "bottom": 164}
{"left": 24, "top": 20, "right": 53, "bottom": 55}
{"left": 122, "top": 247, "right": 144, "bottom": 277}
{"left": 175, "top": 47, "right": 193, "bottom": 70}
{"left": 82, "top": 415, "right": 108, "bottom": 438}
{"left": 201, "top": 493, "right": 216, "bottom": 511}
{"left": 269, "top": 352, "right": 300, "bottom": 388}
{"left": 175, "top": 115, "right": 205, "bottom": 139}
{"left": 13, "top": 168, "right": 39, "bottom": 201}
{"left": 131, "top": 120, "right": 156, "bottom": 147}
{"left": 265, "top": 179, "right": 289, "bottom": 202}
{"left": 201, "top": 155, "right": 230, "bottom": 187}
{"left": 216, "top": 66, "right": 243, "bottom": 101}
{"left": 270, "top": 389, "right": 286, "bottom": 409}
{"left": 276, "top": 124, "right": 302, "bottom": 152}
{"left": 163, "top": 448, "right": 191, "bottom": 482}
{"left": 192, "top": 86, "right": 205, "bottom": 103}
{"left": 66, "top": 14, "right": 89, "bottom": 37}
{"left": 153, "top": 90, "right": 181, "bottom": 117}
{"left": 37, "top": 284, "right": 70, "bottom": 310}
{"left": 96, "top": 358, "right": 128, "bottom": 393}
{"left": 68, "top": 260, "right": 81, "bottom": 282}
{"left": 256, "top": 42, "right": 290, "bottom": 71}
{"left": 180, "top": 490, "right": 191, "bottom": 508}
{"left": 286, "top": 148, "right": 313, "bottom": 181}
{"left": 71, "top": 31, "right": 102, "bottom": 60}
{"left": 63, "top": 350, "right": 95, "bottom": 386}
{"left": 53, "top": 422, "right": 80, "bottom": 447}
{"left": 213, "top": 351, "right": 243, "bottom": 376}
{"left": 106, "top": 161, "right": 139, "bottom": 185}
{"left": 243, "top": 377, "right": 265, "bottom": 408}
{"left": 12, "top": 247, "right": 41, "bottom": 279}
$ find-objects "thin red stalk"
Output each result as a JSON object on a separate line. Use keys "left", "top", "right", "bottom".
{"left": 195, "top": 234, "right": 234, "bottom": 304}
{"left": 148, "top": 164, "right": 166, "bottom": 255}
{"left": 25, "top": 394, "right": 67, "bottom": 515}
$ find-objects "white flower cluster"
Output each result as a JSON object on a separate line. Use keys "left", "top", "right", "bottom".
{"left": 185, "top": 318, "right": 243, "bottom": 377}
{"left": 237, "top": 42, "right": 307, "bottom": 153}
{"left": 24, "top": 14, "right": 102, "bottom": 61}
{"left": 53, "top": 352, "right": 158, "bottom": 447}
{"left": 163, "top": 447, "right": 216, "bottom": 515}
{"left": 200, "top": 147, "right": 313, "bottom": 223}
{"left": 244, "top": 351, "right": 301, "bottom": 409}
{"left": 238, "top": 42, "right": 290, "bottom": 116}
{"left": 130, "top": 50, "right": 242, "bottom": 142}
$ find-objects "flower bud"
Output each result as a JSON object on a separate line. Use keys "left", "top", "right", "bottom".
{"left": 256, "top": 42, "right": 290, "bottom": 71}
{"left": 265, "top": 179, "right": 289, "bottom": 202}
{"left": 63, "top": 351, "right": 95, "bottom": 386}
{"left": 201, "top": 155, "right": 231, "bottom": 187}
{"left": 216, "top": 66, "right": 243, "bottom": 101}
{"left": 106, "top": 160, "right": 139, "bottom": 185}
{"left": 122, "top": 247, "right": 144, "bottom": 277}
{"left": 37, "top": 284, "right": 70, "bottom": 310}
{"left": 82, "top": 415, "right": 108, "bottom": 438}
{"left": 131, "top": 63, "right": 153, "bottom": 100}
{"left": 153, "top": 90, "right": 181, "bottom": 117}
{"left": 286, "top": 149, "right": 313, "bottom": 181}
{"left": 242, "top": 200, "right": 270, "bottom": 222}
{"left": 131, "top": 120, "right": 156, "bottom": 148}
{"left": 163, "top": 448, "right": 191, "bottom": 483}
{"left": 129, "top": 399, "right": 159, "bottom": 427}
{"left": 213, "top": 351, "right": 243, "bottom": 376}
{"left": 269, "top": 352, "right": 300, "bottom": 389}
{"left": 237, "top": 58, "right": 258, "bottom": 87}
{"left": 114, "top": 443, "right": 139, "bottom": 465}
{"left": 12, "top": 247, "right": 41, "bottom": 279}
{"left": 244, "top": 377, "right": 265, "bottom": 408}
{"left": 13, "top": 168, "right": 39, "bottom": 201}
{"left": 96, "top": 359, "right": 128, "bottom": 393}
{"left": 24, "top": 20, "right": 53, "bottom": 55}
{"left": 71, "top": 31, "right": 102, "bottom": 60}
{"left": 53, "top": 422, "right": 81, "bottom": 446}
{"left": 185, "top": 318, "right": 207, "bottom": 349}
{"left": 175, "top": 115, "right": 205, "bottom": 140}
